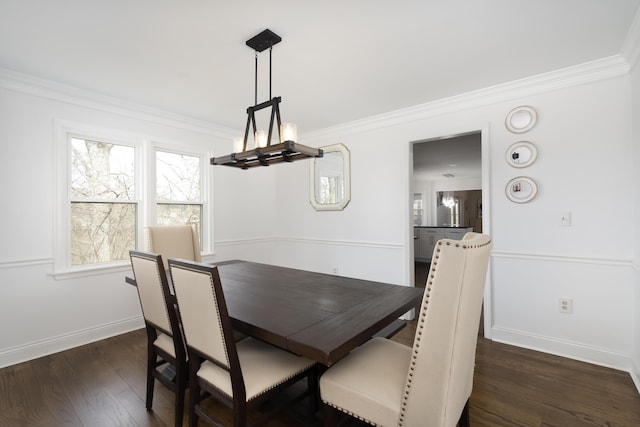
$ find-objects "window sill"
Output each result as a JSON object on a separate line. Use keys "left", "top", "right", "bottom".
{"left": 52, "top": 261, "right": 132, "bottom": 280}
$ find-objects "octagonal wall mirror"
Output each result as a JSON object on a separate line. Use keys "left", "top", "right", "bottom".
{"left": 309, "top": 143, "right": 351, "bottom": 211}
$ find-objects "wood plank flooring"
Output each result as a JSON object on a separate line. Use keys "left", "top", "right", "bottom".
{"left": 0, "top": 322, "right": 640, "bottom": 427}
{"left": 2, "top": 326, "right": 639, "bottom": 426}
{"left": 1, "top": 265, "right": 639, "bottom": 426}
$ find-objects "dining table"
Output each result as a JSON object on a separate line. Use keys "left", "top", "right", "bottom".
{"left": 127, "top": 260, "right": 424, "bottom": 366}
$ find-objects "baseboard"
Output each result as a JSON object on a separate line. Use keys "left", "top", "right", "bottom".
{"left": 0, "top": 315, "right": 144, "bottom": 369}
{"left": 631, "top": 359, "right": 640, "bottom": 394}
{"left": 491, "top": 326, "right": 632, "bottom": 373}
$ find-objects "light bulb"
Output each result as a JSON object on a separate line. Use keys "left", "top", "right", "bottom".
{"left": 233, "top": 137, "right": 244, "bottom": 153}
{"left": 280, "top": 123, "right": 297, "bottom": 142}
{"left": 255, "top": 131, "right": 268, "bottom": 148}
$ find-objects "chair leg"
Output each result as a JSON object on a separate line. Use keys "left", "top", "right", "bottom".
{"left": 233, "top": 402, "right": 248, "bottom": 427}
{"left": 308, "top": 367, "right": 319, "bottom": 421}
{"left": 457, "top": 399, "right": 470, "bottom": 427}
{"left": 175, "top": 364, "right": 187, "bottom": 427}
{"left": 323, "top": 403, "right": 341, "bottom": 427}
{"left": 146, "top": 346, "right": 155, "bottom": 410}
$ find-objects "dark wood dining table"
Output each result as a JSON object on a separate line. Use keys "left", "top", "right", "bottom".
{"left": 127, "top": 260, "right": 423, "bottom": 366}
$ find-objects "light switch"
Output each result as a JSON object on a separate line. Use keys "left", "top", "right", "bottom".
{"left": 559, "top": 211, "right": 571, "bottom": 226}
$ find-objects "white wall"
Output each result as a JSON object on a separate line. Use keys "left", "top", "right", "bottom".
{"left": 630, "top": 35, "right": 640, "bottom": 391}
{"left": 1, "top": 56, "right": 638, "bottom": 382}
{"left": 273, "top": 59, "right": 636, "bottom": 372}
{"left": 0, "top": 72, "right": 269, "bottom": 367}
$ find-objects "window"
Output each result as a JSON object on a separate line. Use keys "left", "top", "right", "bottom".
{"left": 449, "top": 198, "right": 460, "bottom": 227}
{"left": 70, "top": 137, "right": 137, "bottom": 265}
{"left": 413, "top": 193, "right": 423, "bottom": 226}
{"left": 155, "top": 150, "right": 202, "bottom": 238}
{"left": 56, "top": 123, "right": 207, "bottom": 275}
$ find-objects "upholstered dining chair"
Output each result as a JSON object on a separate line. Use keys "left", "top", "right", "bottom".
{"left": 168, "top": 258, "right": 318, "bottom": 427}
{"left": 129, "top": 250, "right": 188, "bottom": 427}
{"left": 146, "top": 224, "right": 201, "bottom": 269}
{"left": 320, "top": 232, "right": 491, "bottom": 427}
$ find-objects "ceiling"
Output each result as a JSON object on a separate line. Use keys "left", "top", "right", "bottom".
{"left": 1, "top": 1, "right": 638, "bottom": 179}
{"left": 413, "top": 133, "right": 481, "bottom": 181}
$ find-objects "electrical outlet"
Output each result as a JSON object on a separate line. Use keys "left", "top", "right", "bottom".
{"left": 332, "top": 267, "right": 339, "bottom": 275}
{"left": 559, "top": 298, "right": 573, "bottom": 314}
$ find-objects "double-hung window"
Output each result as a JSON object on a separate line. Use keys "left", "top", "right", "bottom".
{"left": 55, "top": 122, "right": 206, "bottom": 276}
{"left": 69, "top": 136, "right": 137, "bottom": 266}
{"left": 154, "top": 150, "right": 202, "bottom": 241}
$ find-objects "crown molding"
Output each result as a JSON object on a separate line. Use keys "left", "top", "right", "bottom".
{"left": 621, "top": 6, "right": 640, "bottom": 72}
{"left": 0, "top": 68, "right": 235, "bottom": 138}
{"left": 305, "top": 55, "right": 630, "bottom": 140}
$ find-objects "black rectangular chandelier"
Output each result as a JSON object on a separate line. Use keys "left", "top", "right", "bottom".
{"left": 211, "top": 29, "right": 323, "bottom": 169}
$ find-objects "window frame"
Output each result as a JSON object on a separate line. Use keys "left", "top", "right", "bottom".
{"left": 53, "top": 120, "right": 209, "bottom": 279}
{"left": 149, "top": 144, "right": 206, "bottom": 250}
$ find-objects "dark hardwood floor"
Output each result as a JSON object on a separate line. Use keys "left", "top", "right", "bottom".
{"left": 1, "top": 266, "right": 639, "bottom": 426}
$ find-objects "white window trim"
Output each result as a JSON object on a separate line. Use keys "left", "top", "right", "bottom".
{"left": 148, "top": 141, "right": 208, "bottom": 253}
{"left": 53, "top": 120, "right": 210, "bottom": 279}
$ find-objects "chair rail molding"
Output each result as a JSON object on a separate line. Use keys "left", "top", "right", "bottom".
{"left": 0, "top": 257, "right": 53, "bottom": 269}
{"left": 491, "top": 249, "right": 633, "bottom": 268}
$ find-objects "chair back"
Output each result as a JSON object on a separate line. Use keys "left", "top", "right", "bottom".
{"left": 400, "top": 232, "right": 491, "bottom": 427}
{"left": 146, "top": 224, "right": 201, "bottom": 269}
{"left": 129, "top": 251, "right": 174, "bottom": 337}
{"left": 168, "top": 259, "right": 243, "bottom": 396}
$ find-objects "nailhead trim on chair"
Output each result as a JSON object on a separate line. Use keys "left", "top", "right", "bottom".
{"left": 201, "top": 363, "right": 314, "bottom": 402}
{"left": 154, "top": 268, "right": 172, "bottom": 335}
{"left": 397, "top": 238, "right": 491, "bottom": 426}
{"left": 248, "top": 365, "right": 315, "bottom": 401}
{"left": 323, "top": 401, "right": 381, "bottom": 427}
{"left": 398, "top": 241, "right": 436, "bottom": 427}
{"left": 206, "top": 273, "right": 231, "bottom": 368}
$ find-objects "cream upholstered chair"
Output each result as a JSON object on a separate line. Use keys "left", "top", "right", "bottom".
{"left": 129, "top": 251, "right": 188, "bottom": 427}
{"left": 320, "top": 232, "right": 491, "bottom": 427}
{"left": 146, "top": 224, "right": 201, "bottom": 269}
{"left": 168, "top": 258, "right": 318, "bottom": 427}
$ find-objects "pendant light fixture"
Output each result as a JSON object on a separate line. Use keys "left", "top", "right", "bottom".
{"left": 442, "top": 173, "right": 456, "bottom": 208}
{"left": 211, "top": 29, "right": 323, "bottom": 169}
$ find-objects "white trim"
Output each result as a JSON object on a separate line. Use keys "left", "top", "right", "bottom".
{"left": 480, "top": 125, "right": 492, "bottom": 339}
{"left": 0, "top": 315, "right": 144, "bottom": 369}
{"left": 0, "top": 68, "right": 234, "bottom": 138}
{"left": 275, "top": 236, "right": 404, "bottom": 250}
{"left": 304, "top": 55, "right": 629, "bottom": 140}
{"left": 214, "top": 236, "right": 404, "bottom": 251}
{"left": 53, "top": 120, "right": 211, "bottom": 276}
{"left": 149, "top": 142, "right": 208, "bottom": 251}
{"left": 213, "top": 236, "right": 279, "bottom": 247}
{"left": 491, "top": 326, "right": 632, "bottom": 373}
{"left": 0, "top": 257, "right": 52, "bottom": 269}
{"left": 53, "top": 121, "right": 144, "bottom": 274}
{"left": 621, "top": 6, "right": 640, "bottom": 72}
{"left": 51, "top": 261, "right": 132, "bottom": 281}
{"left": 491, "top": 249, "right": 633, "bottom": 268}
{"left": 632, "top": 359, "right": 640, "bottom": 394}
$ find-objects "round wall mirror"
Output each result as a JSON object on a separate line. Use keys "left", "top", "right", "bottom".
{"left": 505, "top": 141, "right": 538, "bottom": 168}
{"left": 505, "top": 176, "right": 538, "bottom": 203}
{"left": 505, "top": 106, "right": 538, "bottom": 134}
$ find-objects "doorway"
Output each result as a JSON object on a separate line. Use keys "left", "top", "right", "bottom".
{"left": 410, "top": 130, "right": 488, "bottom": 336}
